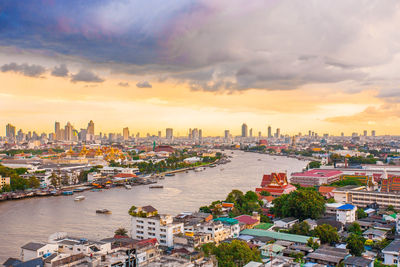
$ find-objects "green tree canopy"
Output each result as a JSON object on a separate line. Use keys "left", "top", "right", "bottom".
{"left": 115, "top": 228, "right": 128, "bottom": 236}
{"left": 307, "top": 161, "right": 321, "bottom": 169}
{"left": 289, "top": 221, "right": 311, "bottom": 236}
{"left": 346, "top": 234, "right": 365, "bottom": 256}
{"left": 202, "top": 240, "right": 261, "bottom": 267}
{"left": 347, "top": 222, "right": 362, "bottom": 235}
{"left": 314, "top": 224, "right": 339, "bottom": 244}
{"left": 272, "top": 189, "right": 326, "bottom": 220}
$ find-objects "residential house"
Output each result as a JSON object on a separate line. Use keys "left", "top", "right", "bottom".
{"left": 20, "top": 242, "right": 58, "bottom": 261}
{"left": 343, "top": 256, "right": 374, "bottom": 267}
{"left": 306, "top": 246, "right": 350, "bottom": 266}
{"left": 336, "top": 204, "right": 357, "bottom": 224}
{"left": 382, "top": 239, "right": 400, "bottom": 265}
{"left": 362, "top": 228, "right": 387, "bottom": 242}
{"left": 235, "top": 212, "right": 260, "bottom": 229}
{"left": 273, "top": 218, "right": 299, "bottom": 229}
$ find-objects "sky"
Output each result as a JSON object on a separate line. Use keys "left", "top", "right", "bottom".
{"left": 1, "top": 0, "right": 400, "bottom": 136}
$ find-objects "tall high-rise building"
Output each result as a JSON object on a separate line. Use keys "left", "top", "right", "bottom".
{"left": 6, "top": 123, "right": 16, "bottom": 138}
{"left": 308, "top": 130, "right": 312, "bottom": 137}
{"left": 275, "top": 128, "right": 280, "bottom": 138}
{"left": 158, "top": 131, "right": 162, "bottom": 138}
{"left": 224, "top": 130, "right": 230, "bottom": 139}
{"left": 258, "top": 131, "right": 261, "bottom": 138}
{"left": 87, "top": 120, "right": 95, "bottom": 135}
{"left": 64, "top": 122, "right": 73, "bottom": 141}
{"left": 371, "top": 130, "right": 376, "bottom": 137}
{"left": 241, "top": 123, "right": 248, "bottom": 137}
{"left": 199, "top": 129, "right": 202, "bottom": 140}
{"left": 268, "top": 126, "right": 272, "bottom": 138}
{"left": 54, "top": 121, "right": 61, "bottom": 140}
{"left": 363, "top": 130, "right": 367, "bottom": 137}
{"left": 123, "top": 127, "right": 130, "bottom": 140}
{"left": 166, "top": 128, "right": 173, "bottom": 139}
{"left": 249, "top": 128, "right": 253, "bottom": 138}
{"left": 341, "top": 132, "right": 344, "bottom": 137}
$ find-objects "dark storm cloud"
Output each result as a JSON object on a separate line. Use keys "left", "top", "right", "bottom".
{"left": 51, "top": 64, "right": 69, "bottom": 77}
{"left": 71, "top": 70, "right": 104, "bottom": 83}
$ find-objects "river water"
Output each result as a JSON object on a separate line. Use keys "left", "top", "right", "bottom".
{"left": 0, "top": 151, "right": 307, "bottom": 261}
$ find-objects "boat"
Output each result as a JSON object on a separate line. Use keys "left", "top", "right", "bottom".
{"left": 62, "top": 191, "right": 74, "bottom": 195}
{"left": 209, "top": 164, "right": 216, "bottom": 167}
{"left": 125, "top": 184, "right": 132, "bottom": 190}
{"left": 91, "top": 188, "right": 102, "bottom": 192}
{"left": 96, "top": 209, "right": 111, "bottom": 214}
{"left": 165, "top": 173, "right": 175, "bottom": 177}
{"left": 74, "top": 196, "right": 85, "bottom": 201}
{"left": 194, "top": 168, "right": 203, "bottom": 172}
{"left": 149, "top": 185, "right": 164, "bottom": 189}
{"left": 257, "top": 159, "right": 262, "bottom": 161}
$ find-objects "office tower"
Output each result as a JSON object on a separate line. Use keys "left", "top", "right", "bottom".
{"left": 249, "top": 128, "right": 253, "bottom": 138}
{"left": 17, "top": 129, "right": 24, "bottom": 141}
{"left": 275, "top": 128, "right": 280, "bottom": 138}
{"left": 6, "top": 123, "right": 16, "bottom": 138}
{"left": 146, "top": 133, "right": 150, "bottom": 137}
{"left": 64, "top": 122, "right": 73, "bottom": 141}
{"left": 224, "top": 130, "right": 230, "bottom": 139}
{"left": 79, "top": 129, "right": 87, "bottom": 141}
{"left": 308, "top": 130, "right": 311, "bottom": 137}
{"left": 123, "top": 127, "right": 129, "bottom": 140}
{"left": 241, "top": 123, "right": 248, "bottom": 137}
{"left": 55, "top": 121, "right": 61, "bottom": 140}
{"left": 192, "top": 128, "right": 199, "bottom": 139}
{"left": 136, "top": 132, "right": 140, "bottom": 138}
{"left": 371, "top": 130, "right": 376, "bottom": 137}
{"left": 87, "top": 120, "right": 95, "bottom": 135}
{"left": 341, "top": 132, "right": 344, "bottom": 137}
{"left": 268, "top": 126, "right": 272, "bottom": 138}
{"left": 166, "top": 128, "right": 173, "bottom": 139}
{"left": 188, "top": 128, "right": 192, "bottom": 139}
{"left": 158, "top": 131, "right": 161, "bottom": 138}
{"left": 199, "top": 129, "right": 202, "bottom": 139}
{"left": 363, "top": 130, "right": 367, "bottom": 137}
{"left": 258, "top": 131, "right": 261, "bottom": 138}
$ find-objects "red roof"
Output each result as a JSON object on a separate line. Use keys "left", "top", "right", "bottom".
{"left": 114, "top": 173, "right": 137, "bottom": 178}
{"left": 291, "top": 169, "right": 342, "bottom": 178}
{"left": 318, "top": 186, "right": 336, "bottom": 194}
{"left": 234, "top": 215, "right": 259, "bottom": 225}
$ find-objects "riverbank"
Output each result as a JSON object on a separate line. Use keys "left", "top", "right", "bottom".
{"left": 0, "top": 151, "right": 308, "bottom": 262}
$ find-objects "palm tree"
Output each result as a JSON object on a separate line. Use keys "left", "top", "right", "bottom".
{"left": 115, "top": 227, "right": 128, "bottom": 236}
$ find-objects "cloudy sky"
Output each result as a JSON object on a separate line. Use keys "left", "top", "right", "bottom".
{"left": 1, "top": 0, "right": 400, "bottom": 136}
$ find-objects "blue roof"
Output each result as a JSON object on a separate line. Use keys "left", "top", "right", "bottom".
{"left": 337, "top": 204, "right": 356, "bottom": 210}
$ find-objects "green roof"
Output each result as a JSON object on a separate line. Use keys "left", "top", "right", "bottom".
{"left": 213, "top": 217, "right": 238, "bottom": 225}
{"left": 260, "top": 244, "right": 286, "bottom": 253}
{"left": 240, "top": 229, "right": 318, "bottom": 244}
{"left": 254, "top": 223, "right": 273, "bottom": 230}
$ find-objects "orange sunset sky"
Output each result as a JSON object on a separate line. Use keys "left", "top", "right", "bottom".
{"left": 1, "top": 1, "right": 400, "bottom": 136}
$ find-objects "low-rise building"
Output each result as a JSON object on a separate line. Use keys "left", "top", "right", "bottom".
{"left": 336, "top": 204, "right": 357, "bottom": 224}
{"left": 382, "top": 239, "right": 400, "bottom": 265}
{"left": 363, "top": 228, "right": 387, "bottom": 242}
{"left": 20, "top": 242, "right": 58, "bottom": 261}
{"left": 343, "top": 256, "right": 374, "bottom": 267}
{"left": 235, "top": 213, "right": 260, "bottom": 229}
{"left": 273, "top": 217, "right": 299, "bottom": 229}
{"left": 306, "top": 246, "right": 350, "bottom": 266}
{"left": 290, "top": 169, "right": 342, "bottom": 187}
{"left": 0, "top": 175, "right": 10, "bottom": 189}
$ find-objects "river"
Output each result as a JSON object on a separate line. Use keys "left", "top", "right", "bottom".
{"left": 0, "top": 150, "right": 307, "bottom": 261}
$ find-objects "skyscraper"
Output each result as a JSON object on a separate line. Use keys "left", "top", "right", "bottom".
{"left": 275, "top": 128, "right": 280, "bottom": 138}
{"left": 64, "top": 122, "right": 73, "bottom": 141}
{"left": 241, "top": 123, "right": 248, "bottom": 137}
{"left": 224, "top": 130, "right": 230, "bottom": 139}
{"left": 371, "top": 130, "right": 376, "bottom": 137}
{"left": 6, "top": 123, "right": 16, "bottom": 138}
{"left": 199, "top": 129, "right": 202, "bottom": 140}
{"left": 87, "top": 120, "right": 95, "bottom": 135}
{"left": 158, "top": 131, "right": 162, "bottom": 138}
{"left": 268, "top": 126, "right": 272, "bottom": 138}
{"left": 166, "top": 128, "right": 173, "bottom": 139}
{"left": 123, "top": 127, "right": 130, "bottom": 140}
{"left": 54, "top": 121, "right": 61, "bottom": 140}
{"left": 363, "top": 130, "right": 367, "bottom": 137}
{"left": 249, "top": 128, "right": 253, "bottom": 138}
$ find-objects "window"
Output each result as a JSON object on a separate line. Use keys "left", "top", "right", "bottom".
{"left": 160, "top": 234, "right": 166, "bottom": 238}
{"left": 137, "top": 220, "right": 144, "bottom": 224}
{"left": 161, "top": 229, "right": 166, "bottom": 232}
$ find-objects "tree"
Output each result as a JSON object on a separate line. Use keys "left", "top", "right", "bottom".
{"left": 347, "top": 222, "right": 362, "bottom": 235}
{"left": 356, "top": 208, "right": 367, "bottom": 219}
{"left": 386, "top": 205, "right": 396, "bottom": 213}
{"left": 50, "top": 173, "right": 60, "bottom": 187}
{"left": 289, "top": 221, "right": 311, "bottom": 236}
{"left": 202, "top": 240, "right": 261, "bottom": 266}
{"left": 128, "top": 205, "right": 137, "bottom": 216}
{"left": 260, "top": 191, "right": 271, "bottom": 196}
{"left": 272, "top": 189, "right": 326, "bottom": 220}
{"left": 115, "top": 228, "right": 128, "bottom": 236}
{"left": 346, "top": 234, "right": 365, "bottom": 256}
{"left": 314, "top": 224, "right": 339, "bottom": 244}
{"left": 307, "top": 237, "right": 319, "bottom": 250}
{"left": 28, "top": 176, "right": 41, "bottom": 189}
{"left": 308, "top": 161, "right": 321, "bottom": 169}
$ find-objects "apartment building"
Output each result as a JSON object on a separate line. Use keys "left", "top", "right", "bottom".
{"left": 333, "top": 186, "right": 400, "bottom": 209}
{"left": 130, "top": 206, "right": 184, "bottom": 247}
{"left": 0, "top": 175, "right": 10, "bottom": 189}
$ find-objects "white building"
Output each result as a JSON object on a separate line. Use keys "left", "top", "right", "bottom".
{"left": 131, "top": 206, "right": 184, "bottom": 247}
{"left": 383, "top": 240, "right": 400, "bottom": 265}
{"left": 100, "top": 167, "right": 139, "bottom": 176}
{"left": 336, "top": 204, "right": 357, "bottom": 224}
{"left": 20, "top": 242, "right": 58, "bottom": 261}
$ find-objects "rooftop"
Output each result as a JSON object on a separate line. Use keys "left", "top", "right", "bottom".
{"left": 240, "top": 229, "right": 318, "bottom": 244}
{"left": 21, "top": 242, "right": 46, "bottom": 251}
{"left": 337, "top": 204, "right": 356, "bottom": 210}
{"left": 291, "top": 169, "right": 342, "bottom": 178}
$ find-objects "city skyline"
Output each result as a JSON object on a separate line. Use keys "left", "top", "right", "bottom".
{"left": 1, "top": 2, "right": 400, "bottom": 135}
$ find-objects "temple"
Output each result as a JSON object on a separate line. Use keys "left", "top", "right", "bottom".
{"left": 255, "top": 172, "right": 296, "bottom": 197}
